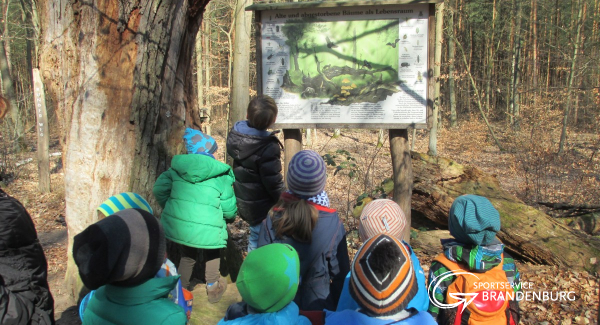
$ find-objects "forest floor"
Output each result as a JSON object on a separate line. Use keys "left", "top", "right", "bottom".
{"left": 1, "top": 116, "right": 598, "bottom": 324}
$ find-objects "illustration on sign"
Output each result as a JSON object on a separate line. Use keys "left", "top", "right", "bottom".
{"left": 260, "top": 5, "right": 429, "bottom": 127}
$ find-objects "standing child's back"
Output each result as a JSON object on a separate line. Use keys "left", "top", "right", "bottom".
{"left": 226, "top": 95, "right": 284, "bottom": 251}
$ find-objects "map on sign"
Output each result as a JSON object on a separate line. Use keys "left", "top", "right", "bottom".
{"left": 260, "top": 5, "right": 429, "bottom": 128}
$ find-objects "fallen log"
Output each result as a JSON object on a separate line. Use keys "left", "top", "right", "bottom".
{"left": 410, "top": 152, "right": 600, "bottom": 271}
{"left": 357, "top": 152, "right": 600, "bottom": 272}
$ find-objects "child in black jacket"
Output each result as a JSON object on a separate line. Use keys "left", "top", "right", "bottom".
{"left": 226, "top": 95, "right": 284, "bottom": 251}
{"left": 0, "top": 189, "right": 55, "bottom": 324}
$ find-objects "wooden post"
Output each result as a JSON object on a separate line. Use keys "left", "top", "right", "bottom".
{"left": 283, "top": 129, "right": 302, "bottom": 186}
{"left": 389, "top": 129, "right": 413, "bottom": 243}
{"left": 229, "top": 0, "right": 253, "bottom": 129}
{"left": 32, "top": 68, "right": 50, "bottom": 193}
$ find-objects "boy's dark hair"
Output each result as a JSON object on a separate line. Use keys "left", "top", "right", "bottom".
{"left": 247, "top": 95, "right": 278, "bottom": 130}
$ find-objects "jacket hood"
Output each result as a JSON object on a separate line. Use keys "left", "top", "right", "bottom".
{"left": 441, "top": 239, "right": 504, "bottom": 273}
{"left": 0, "top": 191, "right": 38, "bottom": 250}
{"left": 227, "top": 128, "right": 280, "bottom": 161}
{"left": 103, "top": 276, "right": 180, "bottom": 305}
{"left": 171, "top": 154, "right": 233, "bottom": 183}
{"left": 219, "top": 301, "right": 309, "bottom": 325}
{"left": 234, "top": 120, "right": 272, "bottom": 137}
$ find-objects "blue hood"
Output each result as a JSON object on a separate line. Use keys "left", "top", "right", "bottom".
{"left": 234, "top": 120, "right": 273, "bottom": 137}
{"left": 218, "top": 301, "right": 311, "bottom": 325}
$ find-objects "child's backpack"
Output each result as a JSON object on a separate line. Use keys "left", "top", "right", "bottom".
{"left": 434, "top": 254, "right": 517, "bottom": 325}
{"left": 161, "top": 259, "right": 193, "bottom": 321}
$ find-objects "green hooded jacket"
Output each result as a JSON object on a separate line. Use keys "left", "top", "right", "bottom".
{"left": 153, "top": 154, "right": 237, "bottom": 249}
{"left": 82, "top": 276, "right": 186, "bottom": 325}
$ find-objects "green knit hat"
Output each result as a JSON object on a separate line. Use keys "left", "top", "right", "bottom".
{"left": 236, "top": 243, "right": 300, "bottom": 313}
{"left": 448, "top": 195, "right": 501, "bottom": 246}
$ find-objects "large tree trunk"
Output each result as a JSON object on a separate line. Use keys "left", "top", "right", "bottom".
{"left": 229, "top": 0, "right": 253, "bottom": 140}
{"left": 448, "top": 0, "right": 457, "bottom": 128}
{"left": 559, "top": 0, "right": 585, "bottom": 155}
{"left": 38, "top": 0, "right": 209, "bottom": 301}
{"left": 428, "top": 2, "right": 444, "bottom": 157}
{"left": 509, "top": 0, "right": 522, "bottom": 130}
{"left": 407, "top": 152, "right": 600, "bottom": 271}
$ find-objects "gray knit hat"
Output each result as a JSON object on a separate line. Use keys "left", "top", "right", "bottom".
{"left": 286, "top": 150, "right": 327, "bottom": 197}
{"left": 73, "top": 209, "right": 166, "bottom": 290}
{"left": 448, "top": 195, "right": 501, "bottom": 246}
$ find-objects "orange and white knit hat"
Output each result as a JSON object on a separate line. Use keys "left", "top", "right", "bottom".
{"left": 350, "top": 234, "right": 417, "bottom": 316}
{"left": 358, "top": 199, "right": 407, "bottom": 242}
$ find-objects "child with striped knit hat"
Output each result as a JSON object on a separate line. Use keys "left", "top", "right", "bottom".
{"left": 337, "top": 199, "right": 430, "bottom": 313}
{"left": 325, "top": 234, "right": 436, "bottom": 324}
{"left": 257, "top": 150, "right": 350, "bottom": 311}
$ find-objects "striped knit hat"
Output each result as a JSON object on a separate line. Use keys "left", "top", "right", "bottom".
{"left": 448, "top": 195, "right": 501, "bottom": 246}
{"left": 286, "top": 150, "right": 327, "bottom": 197}
{"left": 73, "top": 209, "right": 166, "bottom": 290}
{"left": 350, "top": 234, "right": 417, "bottom": 316}
{"left": 359, "top": 199, "right": 407, "bottom": 241}
{"left": 97, "top": 192, "right": 153, "bottom": 217}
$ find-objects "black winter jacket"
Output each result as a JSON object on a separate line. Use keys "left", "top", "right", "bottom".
{"left": 257, "top": 199, "right": 350, "bottom": 311}
{"left": 0, "top": 189, "right": 55, "bottom": 325}
{"left": 226, "top": 128, "right": 285, "bottom": 226}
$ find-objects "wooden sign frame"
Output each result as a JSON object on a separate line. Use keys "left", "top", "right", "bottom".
{"left": 248, "top": 0, "right": 439, "bottom": 130}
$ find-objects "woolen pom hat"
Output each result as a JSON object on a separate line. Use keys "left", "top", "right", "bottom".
{"left": 97, "top": 192, "right": 153, "bottom": 217}
{"left": 236, "top": 243, "right": 300, "bottom": 313}
{"left": 350, "top": 234, "right": 417, "bottom": 316}
{"left": 359, "top": 199, "right": 407, "bottom": 242}
{"left": 448, "top": 194, "right": 501, "bottom": 246}
{"left": 286, "top": 150, "right": 327, "bottom": 197}
{"left": 183, "top": 127, "right": 218, "bottom": 154}
{"left": 73, "top": 209, "right": 166, "bottom": 290}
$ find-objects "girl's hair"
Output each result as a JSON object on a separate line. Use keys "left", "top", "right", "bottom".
{"left": 270, "top": 197, "right": 318, "bottom": 243}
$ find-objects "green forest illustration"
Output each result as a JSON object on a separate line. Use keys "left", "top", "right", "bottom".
{"left": 279, "top": 18, "right": 401, "bottom": 105}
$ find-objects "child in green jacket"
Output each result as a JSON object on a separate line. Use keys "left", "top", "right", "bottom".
{"left": 73, "top": 209, "right": 186, "bottom": 325}
{"left": 153, "top": 128, "right": 237, "bottom": 303}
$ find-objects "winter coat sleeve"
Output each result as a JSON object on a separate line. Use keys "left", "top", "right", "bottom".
{"left": 503, "top": 254, "right": 521, "bottom": 324}
{"left": 220, "top": 170, "right": 238, "bottom": 221}
{"left": 427, "top": 261, "right": 455, "bottom": 324}
{"left": 258, "top": 143, "right": 285, "bottom": 201}
{"left": 153, "top": 170, "right": 174, "bottom": 209}
{"left": 326, "top": 224, "right": 350, "bottom": 310}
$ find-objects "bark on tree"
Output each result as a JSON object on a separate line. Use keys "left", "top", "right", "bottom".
{"left": 204, "top": 17, "right": 211, "bottom": 126}
{"left": 32, "top": 68, "right": 50, "bottom": 193}
{"left": 39, "top": 0, "right": 210, "bottom": 301}
{"left": 531, "top": 0, "right": 538, "bottom": 98}
{"left": 229, "top": 0, "right": 253, "bottom": 137}
{"left": 485, "top": 0, "right": 497, "bottom": 116}
{"left": 283, "top": 129, "right": 302, "bottom": 186}
{"left": 0, "top": 2, "right": 23, "bottom": 143}
{"left": 428, "top": 2, "right": 444, "bottom": 157}
{"left": 559, "top": 0, "right": 585, "bottom": 155}
{"left": 509, "top": 0, "right": 522, "bottom": 130}
{"left": 448, "top": 0, "right": 457, "bottom": 128}
{"left": 390, "top": 129, "right": 412, "bottom": 243}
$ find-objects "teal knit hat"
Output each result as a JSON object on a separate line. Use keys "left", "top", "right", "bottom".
{"left": 236, "top": 243, "right": 299, "bottom": 313}
{"left": 448, "top": 195, "right": 501, "bottom": 246}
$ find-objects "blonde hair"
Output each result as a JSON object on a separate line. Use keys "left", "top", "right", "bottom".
{"left": 271, "top": 198, "right": 318, "bottom": 243}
